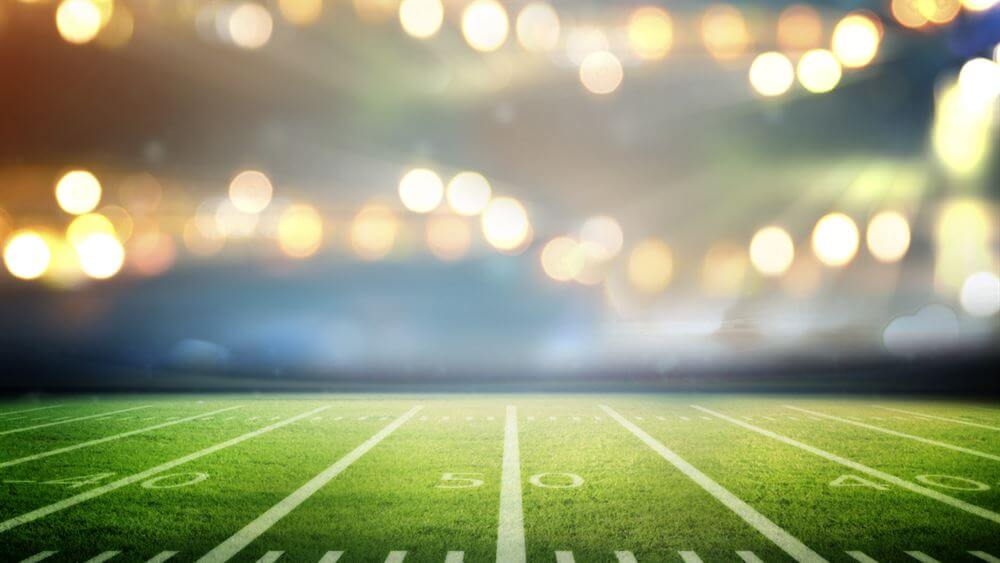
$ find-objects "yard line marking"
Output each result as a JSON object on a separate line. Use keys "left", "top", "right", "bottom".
{"left": 657, "top": 416, "right": 667, "bottom": 421}
{"left": 385, "top": 551, "right": 407, "bottom": 562}
{"left": 600, "top": 405, "right": 825, "bottom": 563}
{"left": 196, "top": 406, "right": 423, "bottom": 563}
{"left": 874, "top": 406, "right": 1000, "bottom": 431}
{"left": 0, "top": 406, "right": 243, "bottom": 468}
{"left": 615, "top": 551, "right": 638, "bottom": 563}
{"left": 0, "top": 406, "right": 329, "bottom": 534}
{"left": 318, "top": 552, "right": 343, "bottom": 563}
{"left": 19, "top": 551, "right": 57, "bottom": 563}
{"left": 145, "top": 552, "right": 179, "bottom": 563}
{"left": 256, "top": 551, "right": 284, "bottom": 562}
{"left": 905, "top": 551, "right": 940, "bottom": 563}
{"left": 0, "top": 406, "right": 152, "bottom": 436}
{"left": 970, "top": 551, "right": 1000, "bottom": 563}
{"left": 680, "top": 416, "right": 691, "bottom": 421}
{"left": 680, "top": 551, "right": 704, "bottom": 563}
{"left": 497, "top": 405, "right": 526, "bottom": 563}
{"left": 694, "top": 406, "right": 1000, "bottom": 524}
{"left": 784, "top": 406, "right": 1000, "bottom": 462}
{"left": 445, "top": 551, "right": 464, "bottom": 563}
{"left": 0, "top": 405, "right": 64, "bottom": 418}
{"left": 736, "top": 551, "right": 765, "bottom": 563}
{"left": 84, "top": 551, "right": 121, "bottom": 563}
{"left": 846, "top": 551, "right": 879, "bottom": 563}
{"left": 555, "top": 552, "right": 575, "bottom": 563}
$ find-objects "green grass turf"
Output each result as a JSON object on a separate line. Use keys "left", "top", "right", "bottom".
{"left": 0, "top": 394, "right": 997, "bottom": 562}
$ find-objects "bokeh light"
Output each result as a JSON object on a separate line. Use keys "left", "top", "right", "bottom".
{"left": 572, "top": 241, "right": 612, "bottom": 285}
{"left": 278, "top": 0, "right": 323, "bottom": 26}
{"left": 399, "top": 0, "right": 443, "bottom": 39}
{"left": 56, "top": 0, "right": 102, "bottom": 45}
{"left": 96, "top": 3, "right": 134, "bottom": 48}
{"left": 399, "top": 168, "right": 444, "bottom": 213}
{"left": 98, "top": 206, "right": 134, "bottom": 242}
{"left": 958, "top": 58, "right": 1000, "bottom": 104}
{"left": 627, "top": 238, "right": 673, "bottom": 294}
{"left": 515, "top": 2, "right": 560, "bottom": 53}
{"left": 229, "top": 170, "right": 274, "bottom": 214}
{"left": 128, "top": 230, "right": 176, "bottom": 277}
{"left": 3, "top": 231, "right": 51, "bottom": 280}
{"left": 701, "top": 242, "right": 748, "bottom": 297}
{"left": 961, "top": 0, "right": 999, "bottom": 10}
{"left": 866, "top": 211, "right": 911, "bottom": 263}
{"left": 933, "top": 76, "right": 995, "bottom": 178}
{"left": 579, "top": 50, "right": 623, "bottom": 95}
{"left": 935, "top": 199, "right": 993, "bottom": 292}
{"left": 426, "top": 215, "right": 471, "bottom": 261}
{"left": 540, "top": 237, "right": 582, "bottom": 282}
{"left": 960, "top": 272, "right": 1000, "bottom": 317}
{"left": 481, "top": 197, "right": 531, "bottom": 252}
{"left": 462, "top": 0, "right": 509, "bottom": 52}
{"left": 66, "top": 213, "right": 116, "bottom": 247}
{"left": 776, "top": 5, "right": 822, "bottom": 52}
{"left": 627, "top": 6, "right": 673, "bottom": 61}
{"left": 701, "top": 4, "right": 750, "bottom": 61}
{"left": 228, "top": 2, "right": 273, "bottom": 49}
{"left": 183, "top": 218, "right": 225, "bottom": 257}
{"left": 55, "top": 170, "right": 102, "bottom": 215}
{"left": 749, "top": 226, "right": 794, "bottom": 277}
{"left": 214, "top": 199, "right": 259, "bottom": 238}
{"left": 920, "top": 0, "right": 961, "bottom": 24}
{"left": 796, "top": 49, "right": 842, "bottom": 94}
{"left": 831, "top": 13, "right": 880, "bottom": 69}
{"left": 891, "top": 0, "right": 928, "bottom": 29}
{"left": 749, "top": 52, "right": 794, "bottom": 97}
{"left": 579, "top": 216, "right": 623, "bottom": 258}
{"left": 354, "top": 0, "right": 398, "bottom": 24}
{"left": 277, "top": 204, "right": 324, "bottom": 259}
{"left": 75, "top": 232, "right": 125, "bottom": 280}
{"left": 351, "top": 204, "right": 399, "bottom": 260}
{"left": 119, "top": 173, "right": 162, "bottom": 215}
{"left": 447, "top": 172, "right": 492, "bottom": 216}
{"left": 811, "top": 212, "right": 859, "bottom": 267}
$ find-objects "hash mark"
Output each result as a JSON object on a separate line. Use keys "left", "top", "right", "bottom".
{"left": 846, "top": 551, "right": 879, "bottom": 563}
{"left": 445, "top": 552, "right": 464, "bottom": 563}
{"left": 145, "top": 551, "right": 179, "bottom": 563}
{"left": 615, "top": 551, "right": 638, "bottom": 563}
{"left": 385, "top": 551, "right": 407, "bottom": 563}
{"left": 679, "top": 551, "right": 704, "bottom": 563}
{"left": 970, "top": 551, "right": 1000, "bottom": 563}
{"left": 255, "top": 551, "right": 283, "bottom": 563}
{"left": 906, "top": 551, "right": 941, "bottom": 563}
{"left": 83, "top": 551, "right": 120, "bottom": 563}
{"left": 555, "top": 552, "right": 575, "bottom": 563}
{"left": 318, "top": 552, "right": 343, "bottom": 563}
{"left": 19, "top": 551, "right": 57, "bottom": 563}
{"left": 736, "top": 552, "right": 764, "bottom": 563}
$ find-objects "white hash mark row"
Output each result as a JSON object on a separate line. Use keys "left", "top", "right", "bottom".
{"left": 19, "top": 549, "right": 997, "bottom": 562}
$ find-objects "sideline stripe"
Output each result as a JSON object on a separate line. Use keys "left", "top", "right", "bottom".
{"left": 846, "top": 551, "right": 879, "bottom": 563}
{"left": 0, "top": 406, "right": 329, "bottom": 533}
{"left": 0, "top": 406, "right": 243, "bottom": 468}
{"left": 256, "top": 552, "right": 283, "bottom": 563}
{"left": 0, "top": 406, "right": 152, "bottom": 436}
{"left": 905, "top": 552, "right": 940, "bottom": 563}
{"left": 445, "top": 551, "right": 465, "bottom": 563}
{"left": 19, "top": 551, "right": 57, "bottom": 563}
{"left": 318, "top": 552, "right": 343, "bottom": 563}
{"left": 145, "top": 552, "right": 179, "bottom": 563}
{"left": 555, "top": 552, "right": 575, "bottom": 563}
{"left": 784, "top": 406, "right": 1000, "bottom": 462}
{"left": 737, "top": 552, "right": 765, "bottom": 563}
{"left": 874, "top": 407, "right": 1000, "bottom": 432}
{"left": 601, "top": 405, "right": 825, "bottom": 563}
{"left": 385, "top": 551, "right": 407, "bottom": 562}
{"left": 694, "top": 406, "right": 1000, "bottom": 524}
{"left": 195, "top": 406, "right": 423, "bottom": 563}
{"left": 971, "top": 551, "right": 1000, "bottom": 563}
{"left": 84, "top": 552, "right": 120, "bottom": 563}
{"left": 497, "top": 405, "right": 526, "bottom": 563}
{"left": 615, "top": 551, "right": 638, "bottom": 563}
{"left": 680, "top": 551, "right": 704, "bottom": 563}
{"left": 0, "top": 406, "right": 64, "bottom": 418}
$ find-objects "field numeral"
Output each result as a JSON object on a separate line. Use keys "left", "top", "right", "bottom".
{"left": 437, "top": 473, "right": 484, "bottom": 489}
{"left": 915, "top": 475, "right": 990, "bottom": 491}
{"left": 43, "top": 472, "right": 117, "bottom": 489}
{"left": 142, "top": 472, "right": 210, "bottom": 489}
{"left": 529, "top": 473, "right": 584, "bottom": 489}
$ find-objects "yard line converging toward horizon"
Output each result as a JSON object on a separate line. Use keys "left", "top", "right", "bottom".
{"left": 0, "top": 406, "right": 152, "bottom": 436}
{"left": 497, "top": 405, "right": 526, "bottom": 563}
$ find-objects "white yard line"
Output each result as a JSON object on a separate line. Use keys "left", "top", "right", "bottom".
{"left": 0, "top": 406, "right": 153, "bottom": 436}
{"left": 497, "top": 405, "right": 526, "bottom": 563}
{"left": 19, "top": 551, "right": 58, "bottom": 563}
{"left": 445, "top": 551, "right": 465, "bottom": 563}
{"left": 846, "top": 551, "right": 879, "bottom": 563}
{"left": 873, "top": 407, "right": 1000, "bottom": 432}
{"left": 317, "top": 552, "right": 343, "bottom": 563}
{"left": 679, "top": 551, "right": 704, "bottom": 563}
{"left": 736, "top": 552, "right": 765, "bottom": 563}
{"left": 255, "top": 551, "right": 283, "bottom": 563}
{"left": 0, "top": 406, "right": 329, "bottom": 534}
{"left": 0, "top": 405, "right": 64, "bottom": 418}
{"left": 784, "top": 406, "right": 1000, "bottom": 462}
{"left": 0, "top": 406, "right": 243, "bottom": 468}
{"left": 195, "top": 406, "right": 423, "bottom": 563}
{"left": 385, "top": 551, "right": 407, "bottom": 562}
{"left": 145, "top": 552, "right": 179, "bottom": 563}
{"left": 970, "top": 551, "right": 1000, "bottom": 563}
{"left": 615, "top": 551, "right": 638, "bottom": 563}
{"left": 905, "top": 551, "right": 941, "bottom": 563}
{"left": 694, "top": 406, "right": 1000, "bottom": 524}
{"left": 84, "top": 551, "right": 120, "bottom": 563}
{"left": 555, "top": 552, "right": 575, "bottom": 563}
{"left": 601, "top": 405, "right": 825, "bottom": 563}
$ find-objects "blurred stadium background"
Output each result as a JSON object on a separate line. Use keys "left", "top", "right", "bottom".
{"left": 0, "top": 0, "right": 997, "bottom": 391}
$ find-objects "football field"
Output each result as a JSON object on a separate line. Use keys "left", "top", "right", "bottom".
{"left": 0, "top": 395, "right": 997, "bottom": 562}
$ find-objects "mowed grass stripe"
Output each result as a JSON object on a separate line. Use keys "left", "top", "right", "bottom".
{"left": 784, "top": 406, "right": 1000, "bottom": 461}
{"left": 0, "top": 406, "right": 329, "bottom": 533}
{"left": 0, "top": 406, "right": 243, "bottom": 468}
{"left": 693, "top": 406, "right": 1000, "bottom": 524}
{"left": 0, "top": 406, "right": 152, "bottom": 436}
{"left": 0, "top": 405, "right": 64, "bottom": 418}
{"left": 195, "top": 405, "right": 423, "bottom": 563}
{"left": 874, "top": 407, "right": 1000, "bottom": 432}
{"left": 498, "top": 405, "right": 526, "bottom": 563}
{"left": 600, "top": 405, "right": 826, "bottom": 563}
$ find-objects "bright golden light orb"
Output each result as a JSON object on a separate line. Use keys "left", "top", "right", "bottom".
{"left": 811, "top": 212, "right": 859, "bottom": 267}
{"left": 75, "top": 232, "right": 125, "bottom": 279}
{"left": 399, "top": 0, "right": 443, "bottom": 39}
{"left": 481, "top": 197, "right": 530, "bottom": 252}
{"left": 66, "top": 213, "right": 115, "bottom": 247}
{"left": 3, "top": 231, "right": 51, "bottom": 280}
{"left": 701, "top": 4, "right": 750, "bottom": 61}
{"left": 579, "top": 50, "right": 623, "bottom": 95}
{"left": 628, "top": 6, "right": 673, "bottom": 61}
{"left": 462, "top": 0, "right": 509, "bottom": 52}
{"left": 540, "top": 236, "right": 584, "bottom": 282}
{"left": 866, "top": 210, "right": 911, "bottom": 263}
{"left": 776, "top": 5, "right": 822, "bottom": 52}
{"left": 796, "top": 49, "right": 842, "bottom": 94}
{"left": 891, "top": 0, "right": 927, "bottom": 28}
{"left": 921, "top": 0, "right": 961, "bottom": 23}
{"left": 278, "top": 0, "right": 323, "bottom": 26}
{"left": 55, "top": 169, "right": 102, "bottom": 215}
{"left": 426, "top": 214, "right": 471, "bottom": 261}
{"left": 229, "top": 2, "right": 273, "bottom": 49}
{"left": 749, "top": 52, "right": 795, "bottom": 97}
{"left": 447, "top": 171, "right": 492, "bottom": 216}
{"left": 351, "top": 204, "right": 399, "bottom": 260}
{"left": 229, "top": 170, "right": 274, "bottom": 214}
{"left": 831, "top": 14, "right": 880, "bottom": 68}
{"left": 399, "top": 168, "right": 444, "bottom": 213}
{"left": 701, "top": 242, "right": 748, "bottom": 297}
{"left": 515, "top": 2, "right": 560, "bottom": 53}
{"left": 96, "top": 3, "right": 134, "bottom": 49}
{"left": 749, "top": 226, "right": 794, "bottom": 277}
{"left": 56, "top": 0, "right": 102, "bottom": 45}
{"left": 580, "top": 215, "right": 623, "bottom": 258}
{"left": 627, "top": 238, "right": 673, "bottom": 294}
{"left": 962, "top": 0, "right": 999, "bottom": 11}
{"left": 277, "top": 204, "right": 323, "bottom": 259}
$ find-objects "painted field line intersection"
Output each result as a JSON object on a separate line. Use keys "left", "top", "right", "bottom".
{"left": 0, "top": 406, "right": 330, "bottom": 534}
{"left": 195, "top": 405, "right": 424, "bottom": 563}
{"left": 692, "top": 406, "right": 1000, "bottom": 524}
{"left": 873, "top": 406, "right": 1000, "bottom": 432}
{"left": 599, "top": 405, "right": 826, "bottom": 563}
{"left": 0, "top": 406, "right": 153, "bottom": 437}
{"left": 0, "top": 406, "right": 244, "bottom": 468}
